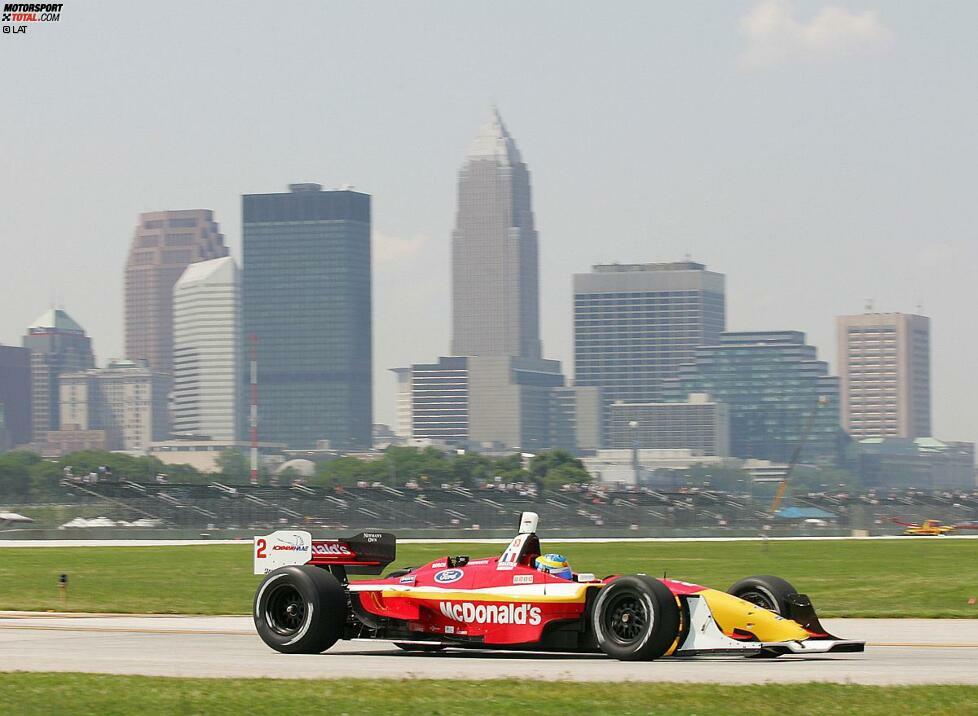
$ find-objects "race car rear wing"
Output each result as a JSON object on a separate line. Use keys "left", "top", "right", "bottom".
{"left": 253, "top": 530, "right": 396, "bottom": 576}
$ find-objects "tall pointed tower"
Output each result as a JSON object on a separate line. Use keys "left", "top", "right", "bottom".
{"left": 450, "top": 109, "right": 541, "bottom": 359}
{"left": 394, "top": 109, "right": 600, "bottom": 452}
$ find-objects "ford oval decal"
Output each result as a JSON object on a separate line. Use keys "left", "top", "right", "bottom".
{"left": 434, "top": 568, "right": 464, "bottom": 584}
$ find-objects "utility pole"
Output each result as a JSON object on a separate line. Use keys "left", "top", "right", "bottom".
{"left": 629, "top": 420, "right": 640, "bottom": 485}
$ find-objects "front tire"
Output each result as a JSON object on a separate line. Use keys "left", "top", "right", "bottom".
{"left": 727, "top": 575, "right": 798, "bottom": 616}
{"left": 592, "top": 575, "right": 680, "bottom": 661}
{"left": 254, "top": 565, "right": 347, "bottom": 653}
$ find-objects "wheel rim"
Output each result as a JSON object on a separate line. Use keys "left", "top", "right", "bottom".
{"left": 604, "top": 591, "right": 651, "bottom": 644}
{"left": 738, "top": 588, "right": 778, "bottom": 613}
{"left": 265, "top": 583, "right": 306, "bottom": 636}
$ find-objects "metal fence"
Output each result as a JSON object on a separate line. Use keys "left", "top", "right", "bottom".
{"left": 4, "top": 480, "right": 976, "bottom": 539}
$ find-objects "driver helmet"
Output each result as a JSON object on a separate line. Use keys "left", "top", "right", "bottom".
{"left": 535, "top": 553, "right": 572, "bottom": 580}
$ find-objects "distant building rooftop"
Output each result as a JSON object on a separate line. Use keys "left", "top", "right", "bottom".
{"left": 466, "top": 107, "right": 522, "bottom": 165}
{"left": 27, "top": 308, "right": 85, "bottom": 334}
{"left": 592, "top": 261, "right": 706, "bottom": 273}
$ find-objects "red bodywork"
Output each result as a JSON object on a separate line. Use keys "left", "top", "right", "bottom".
{"left": 348, "top": 553, "right": 708, "bottom": 646}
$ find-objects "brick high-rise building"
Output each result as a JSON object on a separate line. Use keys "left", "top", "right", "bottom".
{"left": 836, "top": 312, "right": 931, "bottom": 439}
{"left": 125, "top": 210, "right": 228, "bottom": 379}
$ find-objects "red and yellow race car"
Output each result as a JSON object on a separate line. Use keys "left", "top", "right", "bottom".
{"left": 252, "top": 512, "right": 863, "bottom": 660}
{"left": 892, "top": 518, "right": 978, "bottom": 536}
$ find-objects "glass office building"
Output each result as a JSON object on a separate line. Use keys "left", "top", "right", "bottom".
{"left": 22, "top": 309, "right": 95, "bottom": 441}
{"left": 574, "top": 262, "right": 725, "bottom": 405}
{"left": 0, "top": 345, "right": 31, "bottom": 448}
{"left": 242, "top": 184, "right": 372, "bottom": 449}
{"left": 663, "top": 332, "right": 842, "bottom": 465}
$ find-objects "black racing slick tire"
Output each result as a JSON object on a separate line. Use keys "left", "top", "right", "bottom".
{"left": 254, "top": 565, "right": 347, "bottom": 654}
{"left": 727, "top": 575, "right": 798, "bottom": 616}
{"left": 592, "top": 575, "right": 680, "bottom": 661}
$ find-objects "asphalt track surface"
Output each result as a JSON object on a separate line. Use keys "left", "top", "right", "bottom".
{"left": 1, "top": 614, "right": 977, "bottom": 684}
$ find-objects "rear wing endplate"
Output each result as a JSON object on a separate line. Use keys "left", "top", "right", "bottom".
{"left": 253, "top": 530, "right": 395, "bottom": 575}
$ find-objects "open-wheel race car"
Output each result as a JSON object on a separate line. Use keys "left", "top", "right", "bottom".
{"left": 252, "top": 512, "right": 864, "bottom": 660}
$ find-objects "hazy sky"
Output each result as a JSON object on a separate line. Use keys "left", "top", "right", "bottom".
{"left": 2, "top": 1, "right": 976, "bottom": 440}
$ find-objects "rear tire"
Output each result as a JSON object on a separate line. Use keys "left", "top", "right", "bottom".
{"left": 592, "top": 575, "right": 680, "bottom": 661}
{"left": 254, "top": 565, "right": 347, "bottom": 653}
{"left": 727, "top": 575, "right": 798, "bottom": 616}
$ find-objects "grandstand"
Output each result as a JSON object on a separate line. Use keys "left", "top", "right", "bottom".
{"left": 29, "top": 478, "right": 977, "bottom": 538}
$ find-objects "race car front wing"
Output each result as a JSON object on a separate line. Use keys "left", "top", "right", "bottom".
{"left": 674, "top": 594, "right": 865, "bottom": 657}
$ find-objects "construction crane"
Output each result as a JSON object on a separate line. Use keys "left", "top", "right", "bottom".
{"left": 769, "top": 395, "right": 829, "bottom": 514}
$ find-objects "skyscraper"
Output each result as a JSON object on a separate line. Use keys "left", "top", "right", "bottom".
{"left": 242, "top": 183, "right": 372, "bottom": 449}
{"left": 836, "top": 312, "right": 931, "bottom": 439}
{"left": 125, "top": 210, "right": 228, "bottom": 378}
{"left": 172, "top": 256, "right": 239, "bottom": 441}
{"left": 0, "top": 345, "right": 31, "bottom": 449}
{"left": 396, "top": 110, "right": 592, "bottom": 452}
{"left": 574, "top": 261, "right": 726, "bottom": 404}
{"left": 451, "top": 108, "right": 540, "bottom": 359}
{"left": 663, "top": 332, "right": 841, "bottom": 464}
{"left": 22, "top": 308, "right": 95, "bottom": 441}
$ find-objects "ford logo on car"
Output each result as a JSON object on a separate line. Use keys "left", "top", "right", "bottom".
{"left": 434, "top": 568, "right": 464, "bottom": 584}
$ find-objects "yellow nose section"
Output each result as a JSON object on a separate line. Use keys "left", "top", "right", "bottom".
{"left": 699, "top": 589, "right": 810, "bottom": 642}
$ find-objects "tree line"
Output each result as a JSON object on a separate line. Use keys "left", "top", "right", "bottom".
{"left": 0, "top": 446, "right": 595, "bottom": 501}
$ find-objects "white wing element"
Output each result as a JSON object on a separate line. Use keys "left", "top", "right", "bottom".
{"left": 253, "top": 530, "right": 312, "bottom": 575}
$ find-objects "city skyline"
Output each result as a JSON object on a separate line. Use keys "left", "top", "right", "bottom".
{"left": 2, "top": 2, "right": 976, "bottom": 443}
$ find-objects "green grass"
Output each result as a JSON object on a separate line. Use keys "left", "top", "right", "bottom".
{"left": 1, "top": 539, "right": 977, "bottom": 616}
{"left": 1, "top": 674, "right": 978, "bottom": 715}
